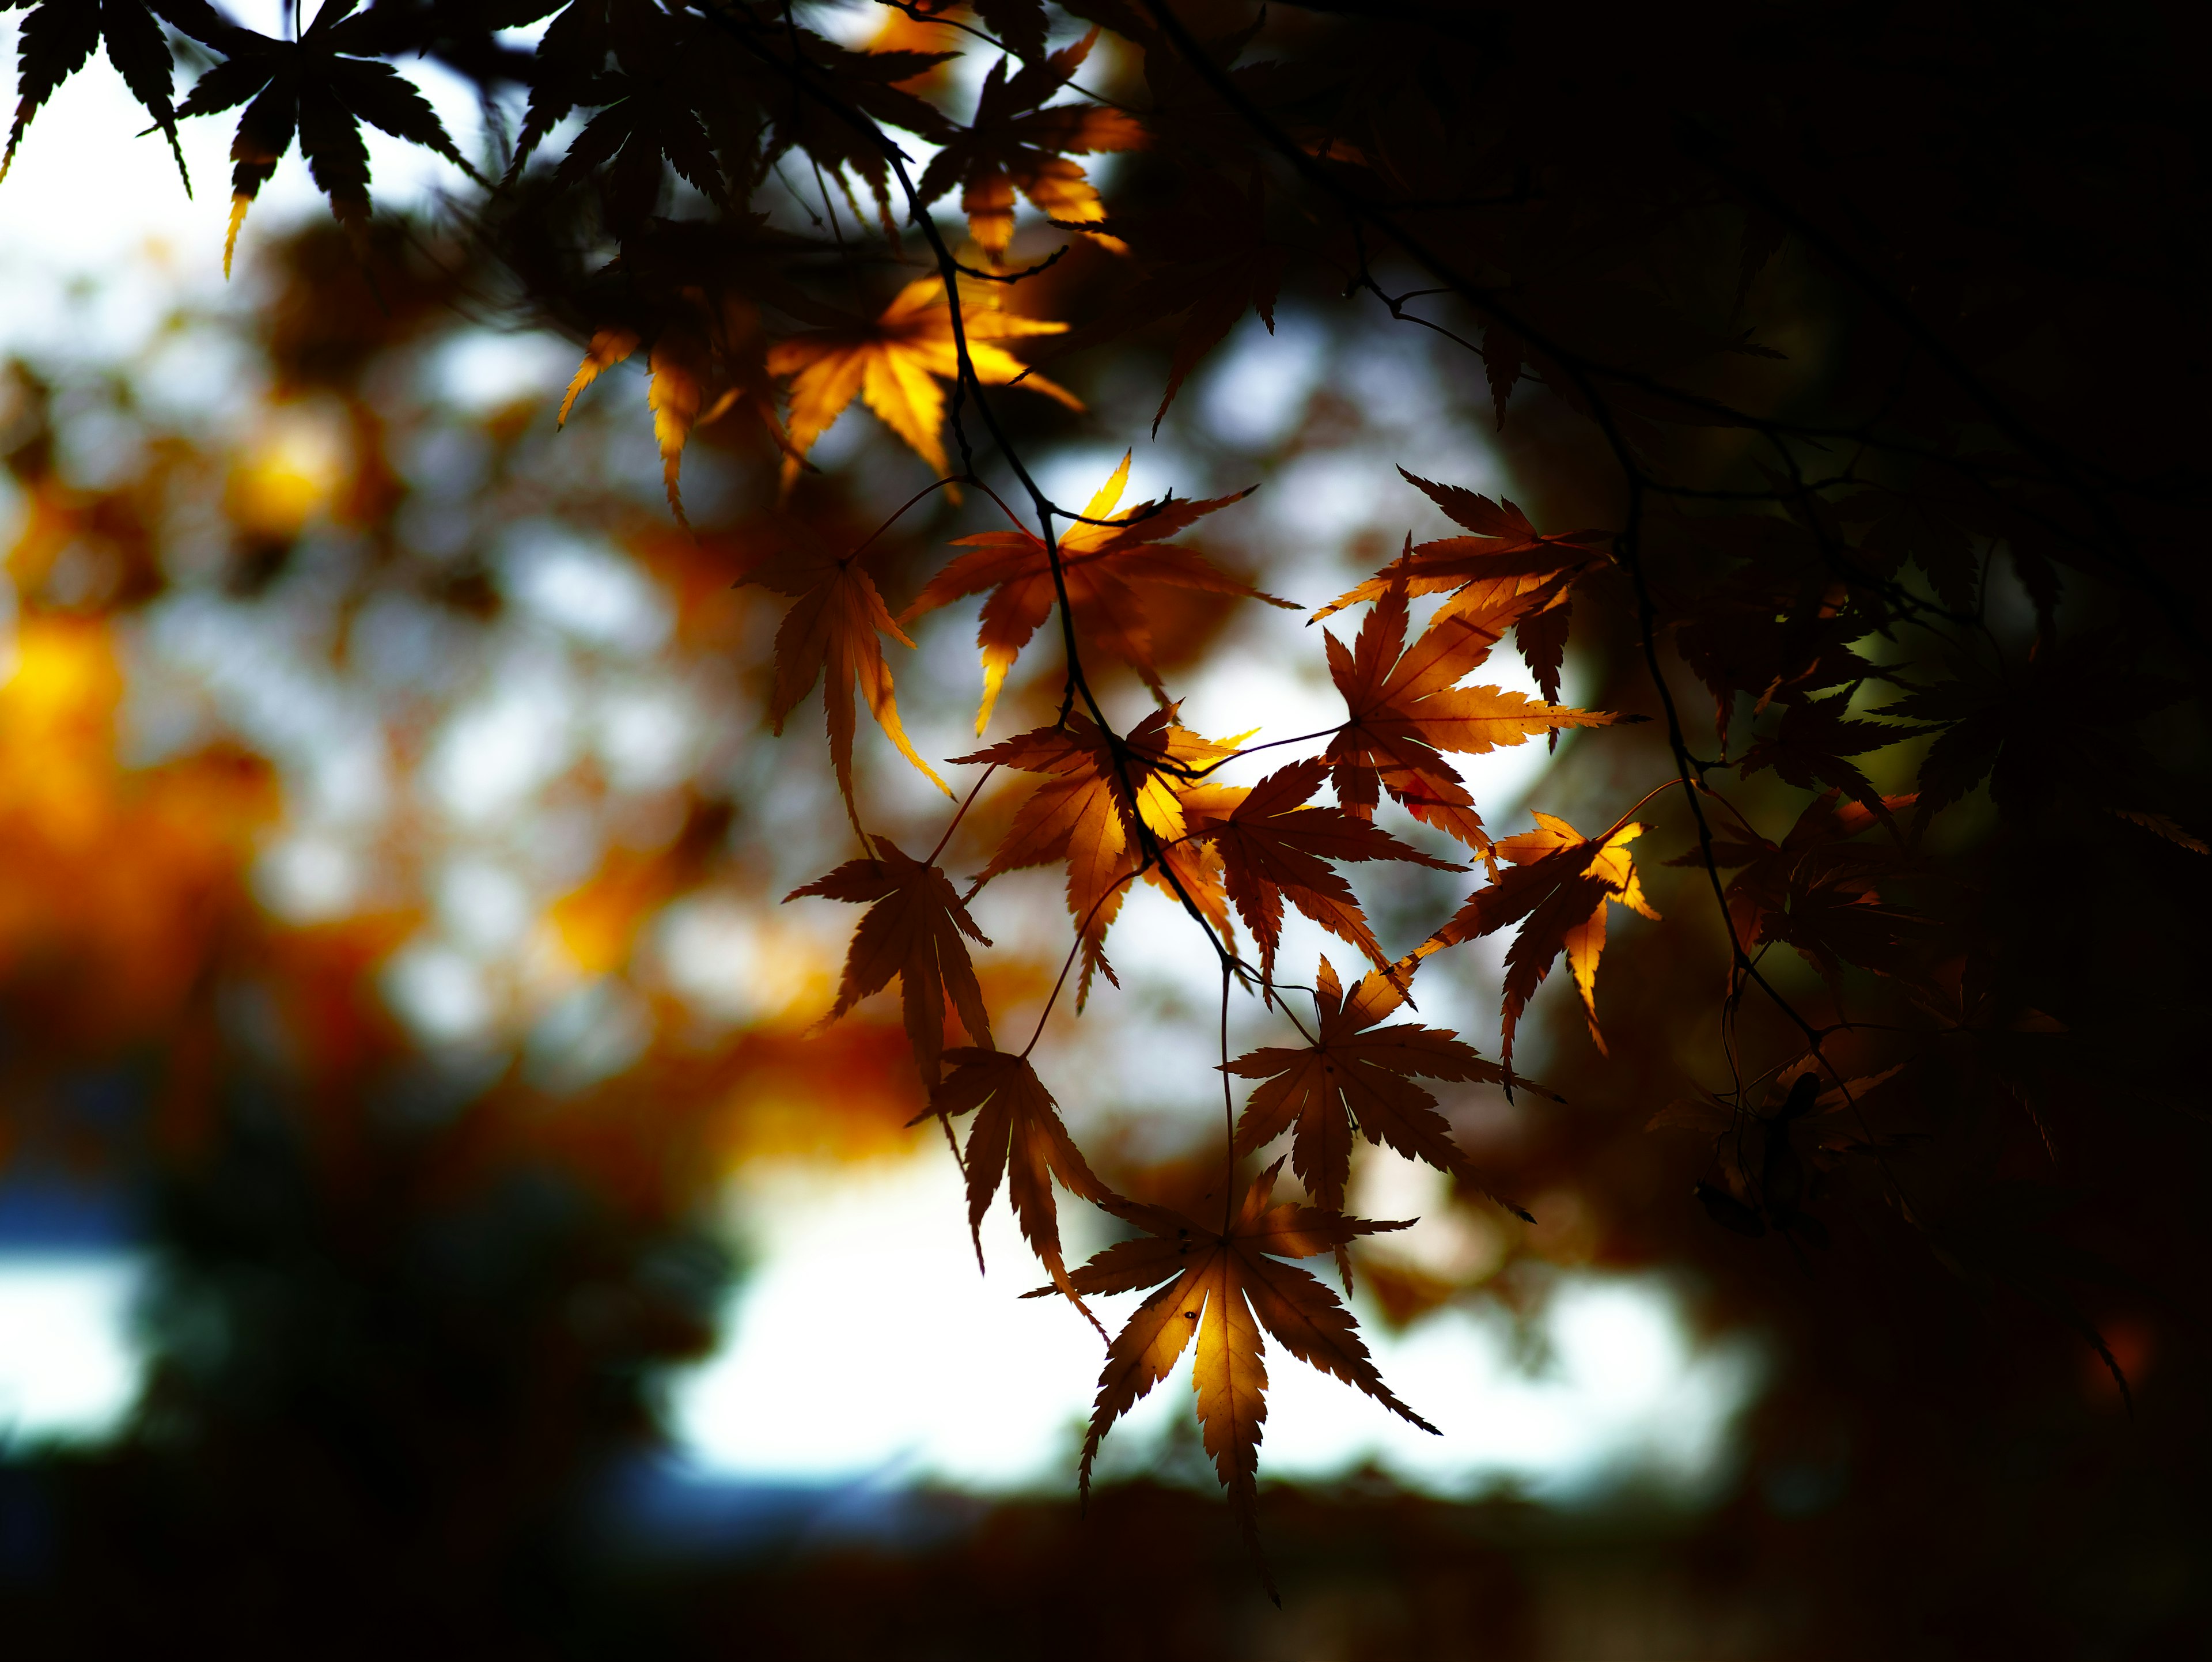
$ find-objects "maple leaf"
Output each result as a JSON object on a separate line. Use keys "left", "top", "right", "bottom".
{"left": 558, "top": 301, "right": 793, "bottom": 525}
{"left": 1225, "top": 954, "right": 1530, "bottom": 1219}
{"left": 1, "top": 0, "right": 205, "bottom": 189}
{"left": 1479, "top": 323, "right": 1527, "bottom": 429}
{"left": 915, "top": 29, "right": 1146, "bottom": 259}
{"left": 902, "top": 451, "right": 1291, "bottom": 734}
{"left": 1313, "top": 469, "right": 1611, "bottom": 705}
{"left": 759, "top": 28, "right": 960, "bottom": 230}
{"left": 548, "top": 54, "right": 732, "bottom": 228}
{"left": 742, "top": 520, "right": 950, "bottom": 833}
{"left": 970, "top": 0, "right": 1048, "bottom": 60}
{"left": 1737, "top": 695, "right": 1925, "bottom": 819}
{"left": 1876, "top": 633, "right": 2186, "bottom": 833}
{"left": 1059, "top": 1161, "right": 1437, "bottom": 1592}
{"left": 548, "top": 217, "right": 821, "bottom": 520}
{"left": 1180, "top": 756, "right": 1457, "bottom": 985}
{"left": 1670, "top": 789, "right": 1929, "bottom": 981}
{"left": 1421, "top": 811, "right": 1660, "bottom": 1076}
{"left": 766, "top": 275, "right": 1080, "bottom": 497}
{"left": 168, "top": 0, "right": 479, "bottom": 275}
{"left": 926, "top": 1048, "right": 1112, "bottom": 1319}
{"left": 1323, "top": 580, "right": 1629, "bottom": 854}
{"left": 788, "top": 837, "right": 992, "bottom": 1086}
{"left": 1048, "top": 169, "right": 1286, "bottom": 431}
{"left": 956, "top": 707, "right": 1241, "bottom": 1004}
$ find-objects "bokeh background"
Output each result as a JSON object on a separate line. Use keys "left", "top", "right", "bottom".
{"left": 0, "top": 8, "right": 2198, "bottom": 1658}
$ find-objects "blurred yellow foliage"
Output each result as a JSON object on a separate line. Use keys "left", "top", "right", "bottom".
{"left": 224, "top": 406, "right": 347, "bottom": 537}
{"left": 0, "top": 617, "right": 275, "bottom": 1063}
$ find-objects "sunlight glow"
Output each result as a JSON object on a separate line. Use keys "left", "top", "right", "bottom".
{"left": 672, "top": 1153, "right": 1763, "bottom": 1503}
{"left": 0, "top": 1257, "right": 143, "bottom": 1447}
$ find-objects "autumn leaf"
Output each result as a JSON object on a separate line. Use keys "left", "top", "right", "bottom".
{"left": 1057, "top": 1161, "right": 1437, "bottom": 1593}
{"left": 759, "top": 27, "right": 961, "bottom": 232}
{"left": 914, "top": 29, "right": 1146, "bottom": 258}
{"left": 1044, "top": 169, "right": 1286, "bottom": 432}
{"left": 1181, "top": 757, "right": 1458, "bottom": 986}
{"left": 1314, "top": 470, "right": 1609, "bottom": 705}
{"left": 1877, "top": 633, "right": 2187, "bottom": 833}
{"left": 1323, "top": 579, "right": 1630, "bottom": 854}
{"left": 1737, "top": 694, "right": 1924, "bottom": 819}
{"left": 168, "top": 1, "right": 479, "bottom": 274}
{"left": 903, "top": 450, "right": 1290, "bottom": 734}
{"left": 1421, "top": 811, "right": 1660, "bottom": 1076}
{"left": 1225, "top": 954, "right": 1532, "bottom": 1220}
{"left": 926, "top": 1048, "right": 1112, "bottom": 1319}
{"left": 2, "top": 0, "right": 201, "bottom": 190}
{"left": 743, "top": 520, "right": 950, "bottom": 833}
{"left": 766, "top": 275, "right": 1080, "bottom": 497}
{"left": 956, "top": 706, "right": 1240, "bottom": 1004}
{"left": 971, "top": 0, "right": 1049, "bottom": 61}
{"left": 789, "top": 837, "right": 993, "bottom": 1085}
{"left": 1669, "top": 789, "right": 1927, "bottom": 980}
{"left": 557, "top": 300, "right": 793, "bottom": 525}
{"left": 544, "top": 20, "right": 735, "bottom": 224}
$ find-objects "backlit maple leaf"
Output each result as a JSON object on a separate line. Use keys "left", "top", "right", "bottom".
{"left": 168, "top": 0, "right": 479, "bottom": 274}
{"left": 1313, "top": 469, "right": 1610, "bottom": 704}
{"left": 903, "top": 451, "right": 1290, "bottom": 734}
{"left": 927, "top": 1048, "right": 1112, "bottom": 1318}
{"left": 1225, "top": 954, "right": 1530, "bottom": 1221}
{"left": 789, "top": 837, "right": 993, "bottom": 1085}
{"left": 1059, "top": 1161, "right": 1437, "bottom": 1593}
{"left": 1180, "top": 756, "right": 1457, "bottom": 985}
{"left": 956, "top": 706, "right": 1239, "bottom": 1004}
{"left": 1421, "top": 811, "right": 1660, "bottom": 1075}
{"left": 914, "top": 28, "right": 1146, "bottom": 258}
{"left": 766, "top": 276, "right": 1079, "bottom": 496}
{"left": 743, "top": 520, "right": 950, "bottom": 833}
{"left": 557, "top": 298, "right": 791, "bottom": 525}
{"left": 1323, "top": 580, "right": 1628, "bottom": 854}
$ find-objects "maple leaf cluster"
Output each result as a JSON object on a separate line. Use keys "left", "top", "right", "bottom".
{"left": 772, "top": 448, "right": 1642, "bottom": 1572}
{"left": 14, "top": 0, "right": 2209, "bottom": 1603}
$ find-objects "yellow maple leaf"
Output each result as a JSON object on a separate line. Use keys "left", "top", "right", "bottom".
{"left": 765, "top": 276, "right": 1078, "bottom": 496}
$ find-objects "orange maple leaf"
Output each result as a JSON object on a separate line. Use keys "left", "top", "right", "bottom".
{"left": 1224, "top": 955, "right": 1528, "bottom": 1217}
{"left": 557, "top": 298, "right": 793, "bottom": 527}
{"left": 1181, "top": 756, "right": 1458, "bottom": 985}
{"left": 926, "top": 1047, "right": 1112, "bottom": 1320}
{"left": 956, "top": 707, "right": 1241, "bottom": 1005}
{"left": 743, "top": 521, "right": 949, "bottom": 832}
{"left": 787, "top": 836, "right": 993, "bottom": 1085}
{"left": 1420, "top": 811, "right": 1660, "bottom": 1075}
{"left": 1058, "top": 1161, "right": 1436, "bottom": 1595}
{"left": 1314, "top": 470, "right": 1611, "bottom": 703}
{"left": 904, "top": 451, "right": 1290, "bottom": 734}
{"left": 1323, "top": 580, "right": 1627, "bottom": 854}
{"left": 914, "top": 29, "right": 1146, "bottom": 258}
{"left": 765, "top": 275, "right": 1079, "bottom": 495}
